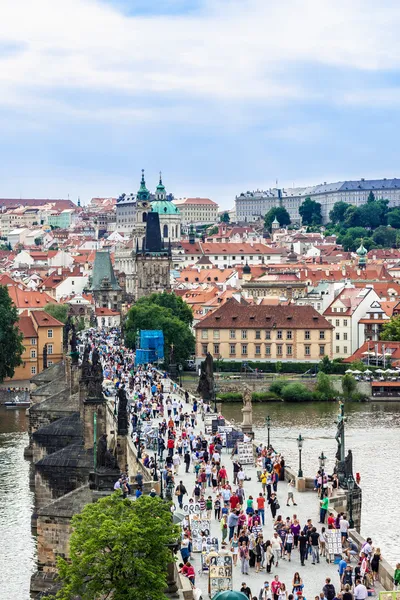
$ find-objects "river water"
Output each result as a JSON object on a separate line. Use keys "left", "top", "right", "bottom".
{"left": 222, "top": 400, "right": 400, "bottom": 568}
{"left": 0, "top": 402, "right": 398, "bottom": 598}
{"left": 0, "top": 407, "right": 35, "bottom": 600}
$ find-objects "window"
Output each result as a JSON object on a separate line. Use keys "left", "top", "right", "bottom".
{"left": 319, "top": 345, "right": 325, "bottom": 356}
{"left": 213, "top": 344, "right": 220, "bottom": 355}
{"left": 201, "top": 329, "right": 208, "bottom": 339}
{"left": 265, "top": 344, "right": 271, "bottom": 356}
{"left": 47, "top": 344, "right": 53, "bottom": 355}
{"left": 305, "top": 345, "right": 311, "bottom": 356}
{"left": 229, "top": 344, "right": 236, "bottom": 355}
{"left": 335, "top": 319, "right": 340, "bottom": 327}
{"left": 286, "top": 344, "right": 293, "bottom": 356}
{"left": 265, "top": 330, "right": 271, "bottom": 340}
{"left": 344, "top": 346, "right": 348, "bottom": 354}
{"left": 213, "top": 330, "right": 220, "bottom": 340}
{"left": 202, "top": 344, "right": 208, "bottom": 355}
{"left": 229, "top": 329, "right": 236, "bottom": 339}
{"left": 241, "top": 344, "right": 248, "bottom": 355}
{"left": 277, "top": 344, "right": 283, "bottom": 356}
{"left": 47, "top": 360, "right": 53, "bottom": 366}
{"left": 31, "top": 338, "right": 37, "bottom": 345}
{"left": 319, "top": 331, "right": 325, "bottom": 340}
{"left": 277, "top": 330, "right": 282, "bottom": 339}
{"left": 47, "top": 329, "right": 53, "bottom": 338}
{"left": 336, "top": 333, "right": 340, "bottom": 340}
{"left": 336, "top": 346, "right": 340, "bottom": 353}
{"left": 343, "top": 332, "right": 348, "bottom": 341}
{"left": 286, "top": 330, "right": 292, "bottom": 340}
{"left": 30, "top": 349, "right": 36, "bottom": 358}
{"left": 31, "top": 366, "right": 36, "bottom": 375}
{"left": 255, "top": 330, "right": 261, "bottom": 340}
{"left": 305, "top": 330, "right": 310, "bottom": 340}
{"left": 344, "top": 320, "right": 348, "bottom": 326}
{"left": 241, "top": 330, "right": 247, "bottom": 340}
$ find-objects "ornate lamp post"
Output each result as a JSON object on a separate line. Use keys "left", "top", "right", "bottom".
{"left": 297, "top": 434, "right": 304, "bottom": 478}
{"left": 153, "top": 452, "right": 158, "bottom": 482}
{"left": 347, "top": 473, "right": 355, "bottom": 528}
{"left": 319, "top": 451, "right": 327, "bottom": 499}
{"left": 159, "top": 457, "right": 165, "bottom": 499}
{"left": 266, "top": 415, "right": 271, "bottom": 447}
{"left": 137, "top": 419, "right": 142, "bottom": 460}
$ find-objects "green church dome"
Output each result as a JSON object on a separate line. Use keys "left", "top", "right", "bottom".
{"left": 151, "top": 200, "right": 180, "bottom": 215}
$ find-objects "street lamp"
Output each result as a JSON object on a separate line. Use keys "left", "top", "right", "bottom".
{"left": 137, "top": 419, "right": 142, "bottom": 460}
{"left": 159, "top": 457, "right": 165, "bottom": 499}
{"left": 213, "top": 381, "right": 218, "bottom": 413}
{"left": 319, "top": 451, "right": 327, "bottom": 499}
{"left": 266, "top": 415, "right": 271, "bottom": 447}
{"left": 153, "top": 452, "right": 158, "bottom": 482}
{"left": 297, "top": 434, "right": 304, "bottom": 478}
{"left": 347, "top": 473, "right": 355, "bottom": 529}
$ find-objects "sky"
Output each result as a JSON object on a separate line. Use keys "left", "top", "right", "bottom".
{"left": 1, "top": 0, "right": 400, "bottom": 209}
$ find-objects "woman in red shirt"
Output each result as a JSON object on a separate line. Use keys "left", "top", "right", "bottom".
{"left": 327, "top": 512, "right": 336, "bottom": 529}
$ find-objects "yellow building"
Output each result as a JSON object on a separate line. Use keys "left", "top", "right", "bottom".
{"left": 194, "top": 298, "right": 333, "bottom": 363}
{"left": 11, "top": 310, "right": 64, "bottom": 380}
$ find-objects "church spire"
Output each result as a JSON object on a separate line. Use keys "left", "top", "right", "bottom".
{"left": 137, "top": 169, "right": 150, "bottom": 202}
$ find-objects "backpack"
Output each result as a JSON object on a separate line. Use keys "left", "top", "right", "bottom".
{"left": 325, "top": 584, "right": 335, "bottom": 600}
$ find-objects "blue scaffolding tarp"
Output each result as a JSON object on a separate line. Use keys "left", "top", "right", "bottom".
{"left": 135, "top": 330, "right": 164, "bottom": 366}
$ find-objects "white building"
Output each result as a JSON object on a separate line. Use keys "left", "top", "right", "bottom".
{"left": 173, "top": 197, "right": 218, "bottom": 225}
{"left": 323, "top": 286, "right": 381, "bottom": 359}
{"left": 236, "top": 178, "right": 400, "bottom": 224}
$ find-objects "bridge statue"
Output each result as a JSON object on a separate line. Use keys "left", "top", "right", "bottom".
{"left": 241, "top": 385, "right": 253, "bottom": 436}
{"left": 117, "top": 386, "right": 129, "bottom": 435}
{"left": 197, "top": 352, "right": 214, "bottom": 402}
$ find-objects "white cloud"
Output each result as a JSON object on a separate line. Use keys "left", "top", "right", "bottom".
{"left": 0, "top": 0, "right": 400, "bottom": 119}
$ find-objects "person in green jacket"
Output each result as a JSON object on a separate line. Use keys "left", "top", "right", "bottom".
{"left": 394, "top": 562, "right": 400, "bottom": 590}
{"left": 320, "top": 496, "right": 329, "bottom": 523}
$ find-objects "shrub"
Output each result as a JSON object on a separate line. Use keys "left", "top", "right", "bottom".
{"left": 216, "top": 392, "right": 243, "bottom": 401}
{"left": 269, "top": 380, "right": 290, "bottom": 395}
{"left": 251, "top": 391, "right": 280, "bottom": 402}
{"left": 280, "top": 382, "right": 315, "bottom": 402}
{"left": 315, "top": 372, "right": 336, "bottom": 400}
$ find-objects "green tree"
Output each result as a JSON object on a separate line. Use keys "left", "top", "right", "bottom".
{"left": 125, "top": 303, "right": 194, "bottom": 365}
{"left": 299, "top": 197, "right": 322, "bottom": 226}
{"left": 342, "top": 373, "right": 357, "bottom": 399}
{"left": 367, "top": 191, "right": 376, "bottom": 203}
{"left": 135, "top": 292, "right": 193, "bottom": 326}
{"left": 207, "top": 225, "right": 219, "bottom": 235}
{"left": 329, "top": 201, "right": 352, "bottom": 225}
{"left": 315, "top": 371, "right": 336, "bottom": 400}
{"left": 0, "top": 286, "right": 24, "bottom": 381}
{"left": 44, "top": 303, "right": 69, "bottom": 324}
{"left": 280, "top": 382, "right": 314, "bottom": 402}
{"left": 34, "top": 237, "right": 42, "bottom": 246}
{"left": 264, "top": 207, "right": 291, "bottom": 230}
{"left": 372, "top": 226, "right": 397, "bottom": 248}
{"left": 53, "top": 494, "right": 179, "bottom": 600}
{"left": 381, "top": 315, "right": 400, "bottom": 341}
{"left": 319, "top": 355, "right": 333, "bottom": 374}
{"left": 388, "top": 208, "right": 400, "bottom": 229}
{"left": 220, "top": 212, "right": 230, "bottom": 223}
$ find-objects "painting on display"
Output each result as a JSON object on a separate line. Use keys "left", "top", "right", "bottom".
{"left": 209, "top": 553, "right": 233, "bottom": 598}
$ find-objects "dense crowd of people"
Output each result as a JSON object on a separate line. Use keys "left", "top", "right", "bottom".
{"left": 81, "top": 327, "right": 397, "bottom": 599}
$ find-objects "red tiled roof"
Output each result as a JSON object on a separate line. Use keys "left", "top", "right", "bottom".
{"left": 177, "top": 198, "right": 217, "bottom": 205}
{"left": 7, "top": 286, "right": 56, "bottom": 308}
{"left": 18, "top": 315, "right": 37, "bottom": 338}
{"left": 95, "top": 307, "right": 120, "bottom": 316}
{"left": 195, "top": 298, "right": 333, "bottom": 330}
{"left": 343, "top": 341, "right": 400, "bottom": 363}
{"left": 0, "top": 198, "right": 76, "bottom": 209}
{"left": 31, "top": 310, "right": 64, "bottom": 327}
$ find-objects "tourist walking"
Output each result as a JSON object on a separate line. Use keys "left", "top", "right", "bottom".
{"left": 239, "top": 542, "right": 250, "bottom": 575}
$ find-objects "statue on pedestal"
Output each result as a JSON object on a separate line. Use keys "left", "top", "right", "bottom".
{"left": 241, "top": 386, "right": 253, "bottom": 436}
{"left": 197, "top": 352, "right": 214, "bottom": 401}
{"left": 43, "top": 343, "right": 48, "bottom": 370}
{"left": 117, "top": 386, "right": 128, "bottom": 435}
{"left": 87, "top": 347, "right": 104, "bottom": 400}
{"left": 97, "top": 433, "right": 108, "bottom": 467}
{"left": 63, "top": 316, "right": 72, "bottom": 352}
{"left": 81, "top": 345, "right": 91, "bottom": 381}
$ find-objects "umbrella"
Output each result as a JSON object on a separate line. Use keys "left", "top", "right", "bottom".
{"left": 375, "top": 369, "right": 384, "bottom": 374}
{"left": 345, "top": 369, "right": 353, "bottom": 373}
{"left": 385, "top": 369, "right": 395, "bottom": 374}
{"left": 364, "top": 369, "right": 372, "bottom": 374}
{"left": 352, "top": 370, "right": 361, "bottom": 374}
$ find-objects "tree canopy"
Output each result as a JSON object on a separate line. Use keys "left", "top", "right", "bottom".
{"left": 329, "top": 201, "right": 352, "bottom": 225}
{"left": 264, "top": 206, "right": 291, "bottom": 230}
{"left": 0, "top": 286, "right": 24, "bottom": 381}
{"left": 220, "top": 211, "right": 230, "bottom": 223}
{"left": 44, "top": 303, "right": 69, "bottom": 324}
{"left": 299, "top": 197, "right": 322, "bottom": 226}
{"left": 125, "top": 293, "right": 195, "bottom": 364}
{"left": 53, "top": 493, "right": 179, "bottom": 600}
{"left": 380, "top": 315, "right": 400, "bottom": 341}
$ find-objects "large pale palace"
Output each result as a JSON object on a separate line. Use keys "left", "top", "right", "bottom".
{"left": 235, "top": 178, "right": 400, "bottom": 223}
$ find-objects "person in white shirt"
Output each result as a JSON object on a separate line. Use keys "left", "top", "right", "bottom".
{"left": 172, "top": 452, "right": 181, "bottom": 474}
{"left": 354, "top": 579, "right": 368, "bottom": 600}
{"left": 339, "top": 514, "right": 350, "bottom": 543}
{"left": 259, "top": 581, "right": 272, "bottom": 600}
